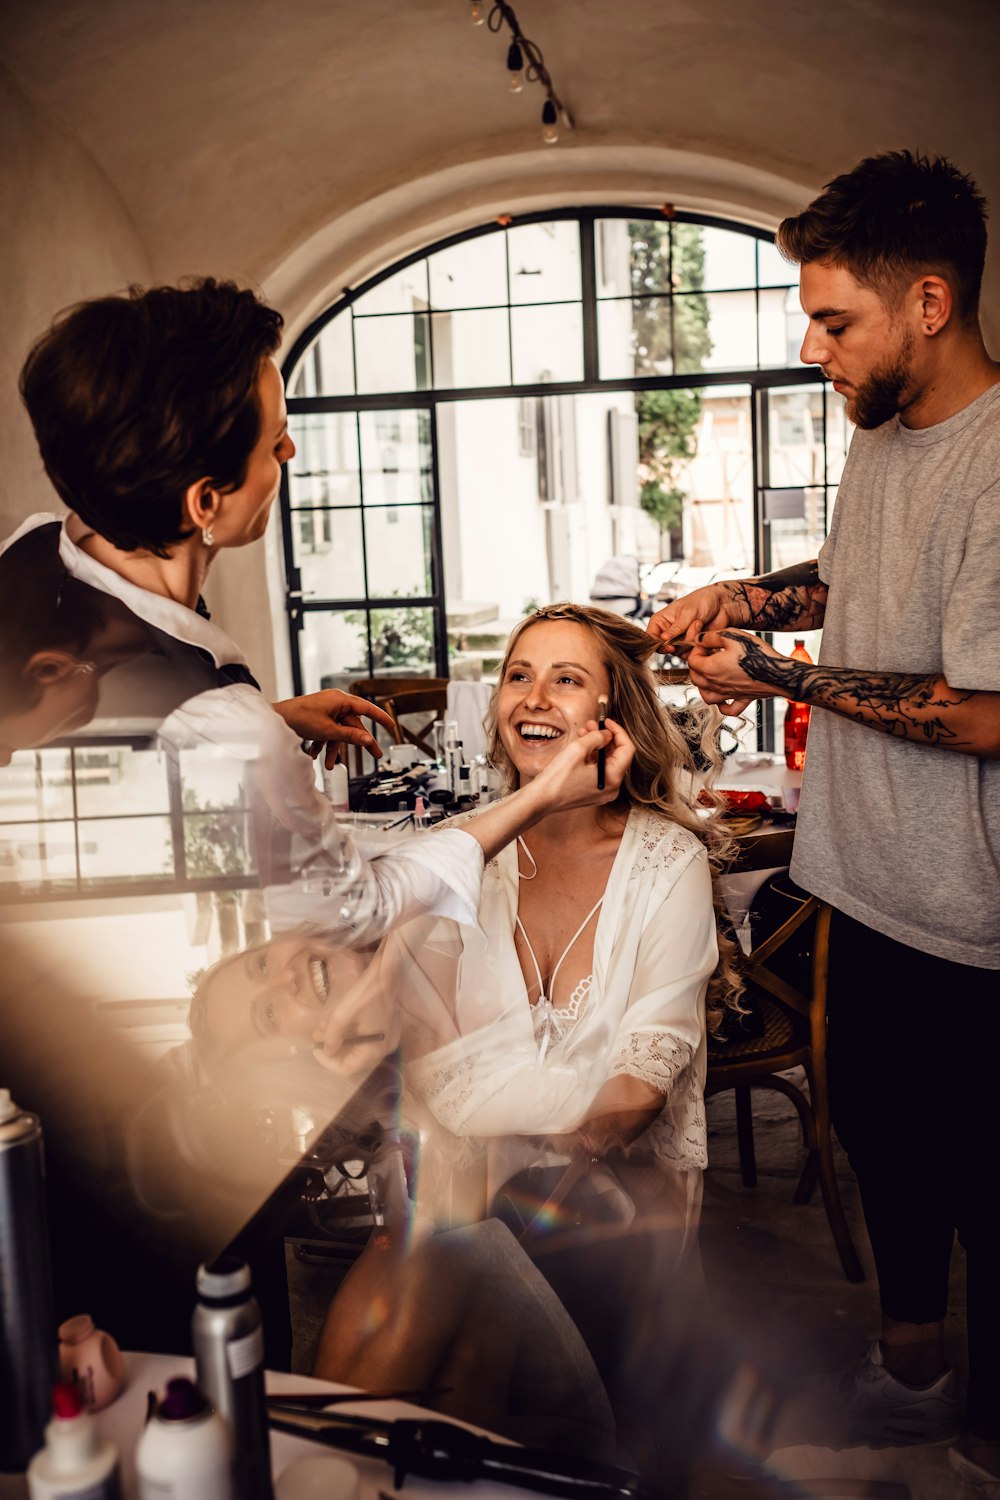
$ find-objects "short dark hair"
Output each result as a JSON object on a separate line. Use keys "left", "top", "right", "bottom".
{"left": 19, "top": 278, "right": 284, "bottom": 557}
{"left": 776, "top": 150, "right": 988, "bottom": 324}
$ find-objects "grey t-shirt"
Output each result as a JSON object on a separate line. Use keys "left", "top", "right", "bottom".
{"left": 790, "top": 381, "right": 1000, "bottom": 969}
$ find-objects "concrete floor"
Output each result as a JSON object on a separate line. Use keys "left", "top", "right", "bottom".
{"left": 286, "top": 1074, "right": 976, "bottom": 1498}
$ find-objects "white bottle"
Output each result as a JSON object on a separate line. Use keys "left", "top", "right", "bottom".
{"left": 136, "top": 1377, "right": 233, "bottom": 1500}
{"left": 27, "top": 1383, "right": 120, "bottom": 1500}
{"left": 322, "top": 760, "right": 349, "bottom": 814}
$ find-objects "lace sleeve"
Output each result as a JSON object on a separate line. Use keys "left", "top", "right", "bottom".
{"left": 607, "top": 1031, "right": 694, "bottom": 1096}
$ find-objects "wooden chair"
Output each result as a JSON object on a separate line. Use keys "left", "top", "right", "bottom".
{"left": 706, "top": 871, "right": 864, "bottom": 1283}
{"left": 382, "top": 686, "right": 449, "bottom": 758}
{"left": 345, "top": 676, "right": 449, "bottom": 772}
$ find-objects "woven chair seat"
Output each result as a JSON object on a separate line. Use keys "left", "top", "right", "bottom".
{"left": 708, "top": 994, "right": 803, "bottom": 1063}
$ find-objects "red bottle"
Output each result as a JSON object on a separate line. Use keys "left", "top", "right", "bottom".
{"left": 783, "top": 639, "right": 812, "bottom": 771}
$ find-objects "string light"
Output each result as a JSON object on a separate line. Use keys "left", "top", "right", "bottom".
{"left": 471, "top": 1, "right": 574, "bottom": 144}
{"left": 506, "top": 40, "right": 524, "bottom": 92}
{"left": 541, "top": 97, "right": 558, "bottom": 145}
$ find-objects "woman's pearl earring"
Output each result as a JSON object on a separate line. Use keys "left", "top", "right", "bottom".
{"left": 202, "top": 526, "right": 214, "bottom": 547}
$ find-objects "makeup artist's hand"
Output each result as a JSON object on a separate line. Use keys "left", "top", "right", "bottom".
{"left": 529, "top": 716, "right": 634, "bottom": 812}
{"left": 272, "top": 691, "right": 396, "bottom": 768}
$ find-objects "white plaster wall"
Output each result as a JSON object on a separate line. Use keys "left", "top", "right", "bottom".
{"left": 0, "top": 70, "right": 152, "bottom": 543}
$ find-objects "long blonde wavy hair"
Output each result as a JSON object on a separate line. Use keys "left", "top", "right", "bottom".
{"left": 484, "top": 602, "right": 743, "bottom": 1030}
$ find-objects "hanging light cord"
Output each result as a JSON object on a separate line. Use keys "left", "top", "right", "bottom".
{"left": 470, "top": 0, "right": 574, "bottom": 142}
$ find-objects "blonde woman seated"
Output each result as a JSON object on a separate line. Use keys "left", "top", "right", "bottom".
{"left": 308, "top": 605, "right": 740, "bottom": 1465}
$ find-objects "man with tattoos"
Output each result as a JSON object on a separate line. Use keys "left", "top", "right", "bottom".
{"left": 649, "top": 152, "right": 1000, "bottom": 1480}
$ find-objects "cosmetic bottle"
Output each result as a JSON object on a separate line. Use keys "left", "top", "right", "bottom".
{"left": 27, "top": 1383, "right": 120, "bottom": 1500}
{"left": 192, "top": 1257, "right": 272, "bottom": 1500}
{"left": 135, "top": 1378, "right": 231, "bottom": 1500}
{"left": 57, "top": 1315, "right": 125, "bottom": 1413}
{"left": 322, "top": 761, "right": 350, "bottom": 814}
{"left": 0, "top": 1088, "right": 58, "bottom": 1472}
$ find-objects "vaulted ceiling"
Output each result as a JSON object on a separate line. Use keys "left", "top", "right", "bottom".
{"left": 4, "top": 0, "right": 997, "bottom": 298}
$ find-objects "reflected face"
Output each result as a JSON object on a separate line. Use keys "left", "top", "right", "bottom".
{"left": 798, "top": 261, "right": 918, "bottom": 430}
{"left": 198, "top": 934, "right": 369, "bottom": 1055}
{"left": 219, "top": 358, "right": 296, "bottom": 546}
{"left": 496, "top": 620, "right": 610, "bottom": 784}
{"left": 0, "top": 656, "right": 100, "bottom": 767}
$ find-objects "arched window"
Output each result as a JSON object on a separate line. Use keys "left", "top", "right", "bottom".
{"left": 280, "top": 209, "right": 849, "bottom": 742}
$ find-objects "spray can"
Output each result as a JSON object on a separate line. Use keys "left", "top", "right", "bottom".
{"left": 136, "top": 1378, "right": 231, "bottom": 1500}
{"left": 192, "top": 1257, "right": 273, "bottom": 1500}
{"left": 0, "top": 1088, "right": 58, "bottom": 1473}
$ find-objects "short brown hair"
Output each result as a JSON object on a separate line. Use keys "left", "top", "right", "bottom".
{"left": 776, "top": 150, "right": 988, "bottom": 324}
{"left": 19, "top": 278, "right": 283, "bottom": 557}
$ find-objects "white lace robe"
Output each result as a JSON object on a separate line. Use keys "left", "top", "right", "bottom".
{"left": 390, "top": 808, "right": 717, "bottom": 1204}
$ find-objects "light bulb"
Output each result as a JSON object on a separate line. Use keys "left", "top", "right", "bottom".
{"left": 507, "top": 41, "right": 524, "bottom": 93}
{"left": 542, "top": 97, "right": 558, "bottom": 144}
{"left": 469, "top": 0, "right": 484, "bottom": 23}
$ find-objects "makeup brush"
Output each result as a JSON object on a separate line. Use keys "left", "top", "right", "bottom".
{"left": 597, "top": 695, "right": 608, "bottom": 790}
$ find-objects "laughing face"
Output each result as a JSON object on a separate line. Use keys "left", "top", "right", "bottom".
{"left": 496, "top": 619, "right": 611, "bottom": 785}
{"left": 196, "top": 933, "right": 370, "bottom": 1056}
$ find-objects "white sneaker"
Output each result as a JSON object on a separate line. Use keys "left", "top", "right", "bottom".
{"left": 825, "top": 1340, "right": 962, "bottom": 1448}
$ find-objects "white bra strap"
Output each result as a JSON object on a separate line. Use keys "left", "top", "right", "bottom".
{"left": 516, "top": 893, "right": 604, "bottom": 1007}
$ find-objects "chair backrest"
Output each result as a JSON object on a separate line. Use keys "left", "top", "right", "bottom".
{"left": 348, "top": 676, "right": 449, "bottom": 703}
{"left": 383, "top": 687, "right": 449, "bottom": 755}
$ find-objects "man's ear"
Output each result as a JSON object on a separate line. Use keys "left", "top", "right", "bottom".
{"left": 182, "top": 478, "right": 222, "bottom": 538}
{"left": 916, "top": 274, "right": 952, "bottom": 337}
{"left": 24, "top": 650, "right": 82, "bottom": 685}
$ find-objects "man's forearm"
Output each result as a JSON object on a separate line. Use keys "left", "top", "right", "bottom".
{"left": 722, "top": 560, "right": 828, "bottom": 632}
{"left": 725, "top": 633, "right": 1000, "bottom": 756}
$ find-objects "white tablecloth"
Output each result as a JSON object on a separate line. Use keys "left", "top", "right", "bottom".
{"left": 0, "top": 1353, "right": 520, "bottom": 1500}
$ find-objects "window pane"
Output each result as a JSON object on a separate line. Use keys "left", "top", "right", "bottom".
{"left": 300, "top": 611, "right": 370, "bottom": 693}
{"left": 180, "top": 747, "right": 251, "bottom": 814}
{"left": 595, "top": 219, "right": 632, "bottom": 297}
{"left": 758, "top": 287, "right": 806, "bottom": 368}
{"left": 768, "top": 387, "right": 826, "bottom": 487}
{"left": 682, "top": 290, "right": 757, "bottom": 373}
{"left": 825, "top": 392, "right": 852, "bottom": 484}
{"left": 74, "top": 746, "right": 169, "bottom": 818}
{"left": 511, "top": 303, "right": 583, "bottom": 384}
{"left": 0, "top": 821, "right": 77, "bottom": 886}
{"left": 183, "top": 811, "right": 256, "bottom": 880}
{"left": 0, "top": 749, "right": 74, "bottom": 821}
{"left": 354, "top": 313, "right": 430, "bottom": 394}
{"left": 364, "top": 506, "right": 434, "bottom": 598}
{"left": 289, "top": 315, "right": 354, "bottom": 398}
{"left": 619, "top": 219, "right": 672, "bottom": 296}
{"left": 428, "top": 235, "right": 507, "bottom": 310}
{"left": 359, "top": 411, "right": 432, "bottom": 505}
{"left": 365, "top": 606, "right": 436, "bottom": 676}
{"left": 507, "top": 221, "right": 581, "bottom": 304}
{"left": 598, "top": 297, "right": 673, "bottom": 379}
{"left": 293, "top": 509, "right": 365, "bottom": 599}
{"left": 431, "top": 309, "right": 510, "bottom": 388}
{"left": 78, "top": 817, "right": 174, "bottom": 881}
{"left": 287, "top": 413, "right": 360, "bottom": 508}
{"left": 765, "top": 489, "right": 827, "bottom": 569}
{"left": 757, "top": 239, "right": 797, "bottom": 288}
{"left": 350, "top": 262, "right": 429, "bottom": 317}
{"left": 686, "top": 225, "right": 757, "bottom": 292}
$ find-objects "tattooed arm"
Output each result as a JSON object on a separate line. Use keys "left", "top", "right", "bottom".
{"left": 646, "top": 560, "right": 828, "bottom": 647}
{"left": 688, "top": 630, "right": 1000, "bottom": 757}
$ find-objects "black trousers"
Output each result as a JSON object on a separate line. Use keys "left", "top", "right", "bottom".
{"left": 826, "top": 908, "right": 1000, "bottom": 1439}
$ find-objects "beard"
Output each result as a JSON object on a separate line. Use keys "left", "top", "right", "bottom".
{"left": 845, "top": 329, "right": 917, "bottom": 430}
